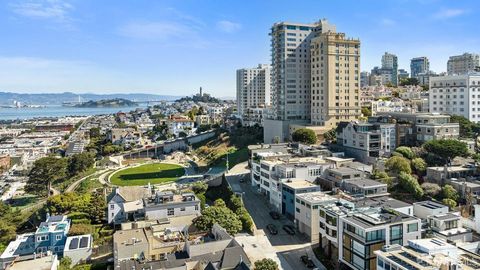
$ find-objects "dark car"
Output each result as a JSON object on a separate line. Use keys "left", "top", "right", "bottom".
{"left": 266, "top": 224, "right": 278, "bottom": 235}
{"left": 269, "top": 211, "right": 280, "bottom": 220}
{"left": 300, "top": 255, "right": 315, "bottom": 268}
{"left": 282, "top": 225, "right": 295, "bottom": 235}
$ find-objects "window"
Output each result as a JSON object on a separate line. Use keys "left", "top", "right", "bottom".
{"left": 56, "top": 235, "right": 62, "bottom": 241}
{"left": 167, "top": 208, "right": 174, "bottom": 216}
{"left": 407, "top": 223, "right": 418, "bottom": 233}
{"left": 110, "top": 204, "right": 114, "bottom": 210}
{"left": 180, "top": 207, "right": 186, "bottom": 211}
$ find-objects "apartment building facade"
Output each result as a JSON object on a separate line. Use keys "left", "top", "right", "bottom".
{"left": 336, "top": 121, "right": 396, "bottom": 163}
{"left": 447, "top": 53, "right": 480, "bottom": 75}
{"left": 236, "top": 64, "right": 271, "bottom": 117}
{"left": 310, "top": 31, "right": 361, "bottom": 127}
{"left": 410, "top": 57, "right": 430, "bottom": 78}
{"left": 429, "top": 73, "right": 480, "bottom": 122}
{"left": 380, "top": 52, "right": 398, "bottom": 86}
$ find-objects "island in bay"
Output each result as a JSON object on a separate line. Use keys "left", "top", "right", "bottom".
{"left": 73, "top": 98, "right": 138, "bottom": 108}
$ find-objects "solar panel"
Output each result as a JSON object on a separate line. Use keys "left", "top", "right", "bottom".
{"left": 79, "top": 237, "right": 89, "bottom": 248}
{"left": 69, "top": 237, "right": 79, "bottom": 250}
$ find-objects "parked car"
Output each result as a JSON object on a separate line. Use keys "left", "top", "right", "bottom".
{"left": 282, "top": 225, "right": 295, "bottom": 235}
{"left": 269, "top": 211, "right": 280, "bottom": 220}
{"left": 300, "top": 255, "right": 315, "bottom": 268}
{"left": 266, "top": 224, "right": 278, "bottom": 235}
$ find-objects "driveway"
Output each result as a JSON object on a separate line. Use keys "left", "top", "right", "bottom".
{"left": 226, "top": 170, "right": 326, "bottom": 270}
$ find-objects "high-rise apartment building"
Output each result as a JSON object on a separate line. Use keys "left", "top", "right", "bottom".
{"left": 360, "top": 71, "right": 370, "bottom": 87}
{"left": 236, "top": 64, "right": 271, "bottom": 116}
{"left": 381, "top": 52, "right": 398, "bottom": 86}
{"left": 429, "top": 73, "right": 480, "bottom": 122}
{"left": 270, "top": 19, "right": 336, "bottom": 121}
{"left": 410, "top": 57, "right": 430, "bottom": 78}
{"left": 310, "top": 32, "right": 361, "bottom": 127}
{"left": 447, "top": 52, "right": 480, "bottom": 75}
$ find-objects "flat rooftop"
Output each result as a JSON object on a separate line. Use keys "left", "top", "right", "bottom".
{"left": 344, "top": 178, "right": 386, "bottom": 188}
{"left": 414, "top": 201, "right": 447, "bottom": 210}
{"left": 8, "top": 255, "right": 57, "bottom": 270}
{"left": 296, "top": 191, "right": 335, "bottom": 204}
{"left": 355, "top": 197, "right": 412, "bottom": 209}
{"left": 282, "top": 179, "right": 319, "bottom": 190}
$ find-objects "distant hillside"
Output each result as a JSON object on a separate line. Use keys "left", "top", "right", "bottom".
{"left": 0, "top": 92, "right": 181, "bottom": 105}
{"left": 74, "top": 98, "right": 138, "bottom": 108}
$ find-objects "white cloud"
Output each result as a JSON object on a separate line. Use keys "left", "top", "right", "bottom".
{"left": 10, "top": 0, "right": 73, "bottom": 21}
{"left": 118, "top": 21, "right": 192, "bottom": 40}
{"left": 216, "top": 20, "right": 242, "bottom": 33}
{"left": 433, "top": 8, "right": 467, "bottom": 19}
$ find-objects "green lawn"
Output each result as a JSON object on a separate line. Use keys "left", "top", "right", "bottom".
{"left": 211, "top": 147, "right": 249, "bottom": 169}
{"left": 110, "top": 163, "right": 185, "bottom": 186}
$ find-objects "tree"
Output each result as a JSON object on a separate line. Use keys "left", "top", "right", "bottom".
{"left": 59, "top": 257, "right": 72, "bottom": 270}
{"left": 88, "top": 192, "right": 106, "bottom": 224}
{"left": 385, "top": 156, "right": 411, "bottom": 175}
{"left": 442, "top": 185, "right": 459, "bottom": 201}
{"left": 371, "top": 170, "right": 393, "bottom": 189}
{"left": 68, "top": 152, "right": 95, "bottom": 176}
{"left": 400, "top": 77, "right": 419, "bottom": 86}
{"left": 193, "top": 205, "right": 242, "bottom": 235}
{"left": 394, "top": 146, "right": 415, "bottom": 159}
{"left": 0, "top": 220, "right": 16, "bottom": 245}
{"left": 89, "top": 127, "right": 101, "bottom": 139}
{"left": 323, "top": 128, "right": 336, "bottom": 143}
{"left": 442, "top": 198, "right": 457, "bottom": 210}
{"left": 421, "top": 183, "right": 441, "bottom": 198}
{"left": 398, "top": 172, "right": 424, "bottom": 198}
{"left": 26, "top": 156, "right": 67, "bottom": 197}
{"left": 214, "top": 198, "right": 227, "bottom": 208}
{"left": 361, "top": 107, "right": 372, "bottom": 117}
{"left": 450, "top": 115, "right": 479, "bottom": 138}
{"left": 254, "top": 259, "right": 279, "bottom": 270}
{"left": 178, "top": 131, "right": 188, "bottom": 138}
{"left": 423, "top": 139, "right": 469, "bottom": 163}
{"left": 191, "top": 182, "right": 208, "bottom": 194}
{"left": 292, "top": 128, "right": 317, "bottom": 145}
{"left": 411, "top": 157, "right": 427, "bottom": 175}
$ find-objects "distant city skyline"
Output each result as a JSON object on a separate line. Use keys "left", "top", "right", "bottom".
{"left": 0, "top": 0, "right": 478, "bottom": 95}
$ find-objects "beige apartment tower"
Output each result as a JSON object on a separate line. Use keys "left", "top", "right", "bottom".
{"left": 310, "top": 32, "right": 361, "bottom": 127}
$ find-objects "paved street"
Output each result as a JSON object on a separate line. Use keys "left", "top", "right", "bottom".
{"left": 226, "top": 164, "right": 326, "bottom": 270}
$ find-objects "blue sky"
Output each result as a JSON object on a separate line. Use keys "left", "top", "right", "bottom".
{"left": 0, "top": 0, "right": 478, "bottom": 97}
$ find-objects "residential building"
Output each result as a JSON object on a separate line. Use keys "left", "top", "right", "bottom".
{"left": 194, "top": 114, "right": 211, "bottom": 126}
{"left": 425, "top": 165, "right": 476, "bottom": 183}
{"left": 447, "top": 53, "right": 480, "bottom": 75}
{"left": 282, "top": 179, "right": 321, "bottom": 219}
{"left": 416, "top": 71, "right": 437, "bottom": 87}
{"left": 310, "top": 31, "right": 361, "bottom": 127}
{"left": 413, "top": 201, "right": 449, "bottom": 220}
{"left": 397, "top": 69, "right": 409, "bottom": 81}
{"left": 108, "top": 128, "right": 141, "bottom": 145}
{"left": 381, "top": 52, "right": 398, "bottom": 86}
{"left": 236, "top": 64, "right": 271, "bottom": 117}
{"left": 295, "top": 191, "right": 337, "bottom": 243}
{"left": 375, "top": 238, "right": 480, "bottom": 270}
{"left": 242, "top": 107, "right": 268, "bottom": 127}
{"left": 144, "top": 191, "right": 200, "bottom": 220}
{"left": 339, "top": 207, "right": 421, "bottom": 270}
{"left": 63, "top": 235, "right": 92, "bottom": 266}
{"left": 429, "top": 73, "right": 480, "bottom": 122}
{"left": 114, "top": 224, "right": 251, "bottom": 270}
{"left": 410, "top": 57, "right": 430, "bottom": 78}
{"left": 0, "top": 215, "right": 70, "bottom": 269}
{"left": 371, "top": 66, "right": 395, "bottom": 86}
{"left": 107, "top": 187, "right": 201, "bottom": 225}
{"left": 360, "top": 71, "right": 370, "bottom": 87}
{"left": 374, "top": 112, "right": 459, "bottom": 145}
{"left": 427, "top": 212, "right": 472, "bottom": 243}
{"left": 270, "top": 19, "right": 336, "bottom": 122}
{"left": 250, "top": 152, "right": 330, "bottom": 212}
{"left": 2, "top": 254, "right": 59, "bottom": 270}
{"left": 107, "top": 186, "right": 150, "bottom": 225}
{"left": 335, "top": 121, "right": 396, "bottom": 163}
{"left": 168, "top": 115, "right": 195, "bottom": 136}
